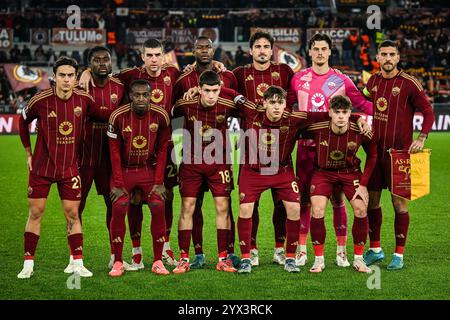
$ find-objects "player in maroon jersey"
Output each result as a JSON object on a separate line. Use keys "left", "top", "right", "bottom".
{"left": 79, "top": 39, "right": 181, "bottom": 268}
{"left": 171, "top": 71, "right": 246, "bottom": 274}
{"left": 233, "top": 30, "right": 294, "bottom": 266}
{"left": 173, "top": 37, "right": 240, "bottom": 269}
{"left": 305, "top": 95, "right": 377, "bottom": 273}
{"left": 362, "top": 40, "right": 435, "bottom": 270}
{"left": 70, "top": 46, "right": 126, "bottom": 273}
{"left": 17, "top": 57, "right": 111, "bottom": 279}
{"left": 107, "top": 79, "right": 171, "bottom": 277}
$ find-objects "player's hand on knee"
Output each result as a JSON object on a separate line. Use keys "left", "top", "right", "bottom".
{"left": 150, "top": 184, "right": 167, "bottom": 201}
{"left": 352, "top": 185, "right": 369, "bottom": 206}
{"left": 110, "top": 187, "right": 128, "bottom": 203}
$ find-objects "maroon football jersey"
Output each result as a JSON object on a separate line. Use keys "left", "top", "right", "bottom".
{"left": 116, "top": 65, "right": 180, "bottom": 114}
{"left": 172, "top": 66, "right": 238, "bottom": 103}
{"left": 19, "top": 88, "right": 111, "bottom": 179}
{"left": 240, "top": 104, "right": 329, "bottom": 172}
{"left": 306, "top": 120, "right": 377, "bottom": 185}
{"left": 107, "top": 104, "right": 171, "bottom": 187}
{"left": 364, "top": 70, "right": 434, "bottom": 161}
{"left": 233, "top": 62, "right": 294, "bottom": 107}
{"left": 79, "top": 76, "right": 125, "bottom": 168}
{"left": 172, "top": 88, "right": 242, "bottom": 164}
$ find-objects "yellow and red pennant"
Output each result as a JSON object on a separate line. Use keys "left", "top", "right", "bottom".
{"left": 389, "top": 149, "right": 431, "bottom": 200}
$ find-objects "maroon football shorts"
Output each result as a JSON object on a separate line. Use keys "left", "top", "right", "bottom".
{"left": 79, "top": 166, "right": 110, "bottom": 198}
{"left": 296, "top": 144, "right": 316, "bottom": 193}
{"left": 111, "top": 166, "right": 164, "bottom": 205}
{"left": 310, "top": 169, "right": 362, "bottom": 201}
{"left": 28, "top": 172, "right": 82, "bottom": 201}
{"left": 179, "top": 163, "right": 232, "bottom": 198}
{"left": 164, "top": 140, "right": 179, "bottom": 189}
{"left": 238, "top": 167, "right": 299, "bottom": 204}
{"left": 367, "top": 155, "right": 391, "bottom": 192}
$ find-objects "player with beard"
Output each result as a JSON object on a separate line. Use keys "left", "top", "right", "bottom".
{"left": 233, "top": 30, "right": 294, "bottom": 266}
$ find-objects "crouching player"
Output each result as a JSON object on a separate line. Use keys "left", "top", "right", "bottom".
{"left": 236, "top": 87, "right": 369, "bottom": 274}
{"left": 306, "top": 95, "right": 377, "bottom": 273}
{"left": 107, "top": 79, "right": 171, "bottom": 276}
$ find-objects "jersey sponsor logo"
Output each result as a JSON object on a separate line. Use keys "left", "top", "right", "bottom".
{"left": 330, "top": 150, "right": 345, "bottom": 161}
{"left": 271, "top": 72, "right": 280, "bottom": 81}
{"left": 59, "top": 121, "right": 73, "bottom": 135}
{"left": 110, "top": 93, "right": 118, "bottom": 104}
{"left": 74, "top": 106, "right": 82, "bottom": 117}
{"left": 245, "top": 75, "right": 254, "bottom": 81}
{"left": 347, "top": 141, "right": 357, "bottom": 151}
{"left": 392, "top": 86, "right": 401, "bottom": 96}
{"left": 216, "top": 114, "right": 226, "bottom": 123}
{"left": 123, "top": 125, "right": 132, "bottom": 132}
{"left": 164, "top": 75, "right": 172, "bottom": 86}
{"left": 372, "top": 85, "right": 378, "bottom": 93}
{"left": 48, "top": 111, "right": 57, "bottom": 118}
{"left": 132, "top": 135, "right": 147, "bottom": 149}
{"left": 149, "top": 123, "right": 159, "bottom": 132}
{"left": 302, "top": 82, "right": 310, "bottom": 90}
{"left": 280, "top": 125, "right": 289, "bottom": 133}
{"left": 311, "top": 93, "right": 326, "bottom": 109}
{"left": 261, "top": 132, "right": 276, "bottom": 145}
{"left": 151, "top": 88, "right": 164, "bottom": 103}
{"left": 257, "top": 83, "right": 270, "bottom": 97}
{"left": 319, "top": 140, "right": 329, "bottom": 147}
{"left": 376, "top": 97, "right": 388, "bottom": 112}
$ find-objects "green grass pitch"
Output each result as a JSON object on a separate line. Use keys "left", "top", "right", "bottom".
{"left": 0, "top": 133, "right": 449, "bottom": 300}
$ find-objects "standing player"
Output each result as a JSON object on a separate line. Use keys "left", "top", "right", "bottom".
{"left": 107, "top": 79, "right": 171, "bottom": 277}
{"left": 362, "top": 40, "right": 434, "bottom": 270}
{"left": 306, "top": 95, "right": 377, "bottom": 273}
{"left": 173, "top": 36, "right": 239, "bottom": 269}
{"left": 233, "top": 30, "right": 294, "bottom": 266}
{"left": 71, "top": 46, "right": 126, "bottom": 272}
{"left": 289, "top": 33, "right": 373, "bottom": 267}
{"left": 80, "top": 39, "right": 180, "bottom": 268}
{"left": 171, "top": 71, "right": 242, "bottom": 274}
{"left": 17, "top": 57, "right": 109, "bottom": 278}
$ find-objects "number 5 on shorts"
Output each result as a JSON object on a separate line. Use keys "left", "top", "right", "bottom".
{"left": 219, "top": 170, "right": 231, "bottom": 184}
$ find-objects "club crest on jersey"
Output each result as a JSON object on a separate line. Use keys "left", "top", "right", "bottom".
{"left": 164, "top": 76, "right": 171, "bottom": 86}
{"left": 392, "top": 86, "right": 400, "bottom": 96}
{"left": 271, "top": 72, "right": 280, "bottom": 81}
{"left": 257, "top": 83, "right": 270, "bottom": 97}
{"left": 59, "top": 121, "right": 73, "bottom": 135}
{"left": 330, "top": 150, "right": 344, "bottom": 161}
{"left": 110, "top": 93, "right": 118, "bottom": 104}
{"left": 280, "top": 126, "right": 289, "bottom": 133}
{"left": 151, "top": 89, "right": 164, "bottom": 103}
{"left": 311, "top": 93, "right": 325, "bottom": 109}
{"left": 74, "top": 106, "right": 82, "bottom": 117}
{"left": 216, "top": 114, "right": 226, "bottom": 123}
{"left": 261, "top": 132, "right": 275, "bottom": 145}
{"left": 376, "top": 97, "right": 388, "bottom": 112}
{"left": 199, "top": 124, "right": 213, "bottom": 138}
{"left": 132, "top": 136, "right": 147, "bottom": 149}
{"left": 347, "top": 141, "right": 357, "bottom": 151}
{"left": 149, "top": 123, "right": 159, "bottom": 133}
